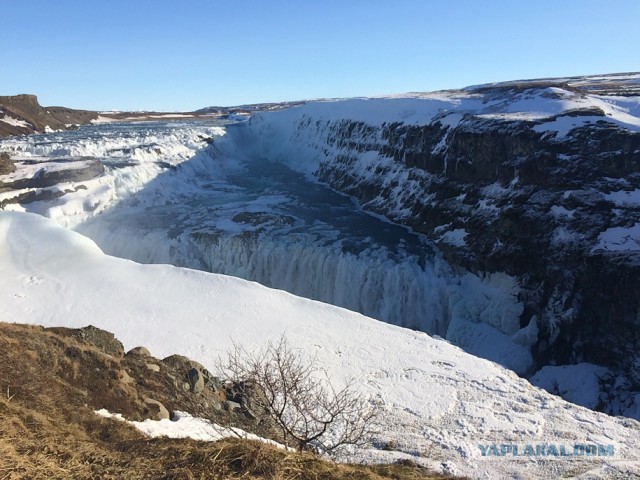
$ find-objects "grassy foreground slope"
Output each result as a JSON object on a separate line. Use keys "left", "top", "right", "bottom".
{"left": 0, "top": 322, "right": 457, "bottom": 480}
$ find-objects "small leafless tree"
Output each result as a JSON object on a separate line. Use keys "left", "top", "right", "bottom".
{"left": 218, "top": 336, "right": 377, "bottom": 456}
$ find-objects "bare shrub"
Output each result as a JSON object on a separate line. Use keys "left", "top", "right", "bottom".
{"left": 218, "top": 336, "right": 377, "bottom": 456}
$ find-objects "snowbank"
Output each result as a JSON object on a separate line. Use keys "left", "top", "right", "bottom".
{"left": 95, "top": 409, "right": 289, "bottom": 448}
{"left": 2, "top": 211, "right": 640, "bottom": 479}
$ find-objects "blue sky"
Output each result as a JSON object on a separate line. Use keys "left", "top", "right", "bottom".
{"left": 1, "top": 0, "right": 638, "bottom": 111}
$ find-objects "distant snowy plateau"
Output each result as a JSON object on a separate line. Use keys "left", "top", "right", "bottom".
{"left": 2, "top": 73, "right": 640, "bottom": 478}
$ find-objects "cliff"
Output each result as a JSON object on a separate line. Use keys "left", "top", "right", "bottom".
{"left": 221, "top": 72, "right": 640, "bottom": 416}
{"left": 0, "top": 94, "right": 98, "bottom": 136}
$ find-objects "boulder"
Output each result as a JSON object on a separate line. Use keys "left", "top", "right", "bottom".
{"left": 144, "top": 398, "right": 170, "bottom": 420}
{"left": 145, "top": 363, "right": 161, "bottom": 373}
{"left": 127, "top": 346, "right": 152, "bottom": 357}
{"left": 187, "top": 368, "right": 204, "bottom": 393}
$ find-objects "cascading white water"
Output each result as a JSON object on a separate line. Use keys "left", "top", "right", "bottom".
{"left": 77, "top": 219, "right": 453, "bottom": 335}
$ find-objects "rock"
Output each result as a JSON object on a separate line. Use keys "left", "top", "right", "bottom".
{"left": 120, "top": 370, "right": 135, "bottom": 384}
{"left": 145, "top": 363, "right": 160, "bottom": 373}
{"left": 163, "top": 354, "right": 216, "bottom": 393}
{"left": 288, "top": 78, "right": 640, "bottom": 415}
{"left": 0, "top": 94, "right": 99, "bottom": 137}
{"left": 127, "top": 346, "right": 152, "bottom": 357}
{"left": 225, "top": 400, "right": 242, "bottom": 412}
{"left": 187, "top": 368, "right": 205, "bottom": 393}
{"left": 161, "top": 354, "right": 192, "bottom": 369}
{"left": 1, "top": 158, "right": 104, "bottom": 190}
{"left": 0, "top": 152, "right": 15, "bottom": 175}
{"left": 47, "top": 325, "right": 124, "bottom": 358}
{"left": 144, "top": 398, "right": 170, "bottom": 420}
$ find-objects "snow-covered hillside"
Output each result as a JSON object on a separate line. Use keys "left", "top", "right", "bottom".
{"left": 2, "top": 211, "right": 640, "bottom": 479}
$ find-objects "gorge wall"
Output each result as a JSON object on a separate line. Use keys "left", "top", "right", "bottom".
{"left": 217, "top": 74, "right": 640, "bottom": 416}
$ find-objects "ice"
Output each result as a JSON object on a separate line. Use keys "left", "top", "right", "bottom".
{"left": 76, "top": 202, "right": 534, "bottom": 373}
{"left": 0, "top": 122, "right": 226, "bottom": 228}
{"left": 3, "top": 81, "right": 640, "bottom": 455}
{"left": 1, "top": 119, "right": 540, "bottom": 374}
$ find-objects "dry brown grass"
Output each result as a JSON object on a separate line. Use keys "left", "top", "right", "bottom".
{"left": 0, "top": 322, "right": 460, "bottom": 479}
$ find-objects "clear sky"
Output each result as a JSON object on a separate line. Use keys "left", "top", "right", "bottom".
{"left": 1, "top": 0, "right": 638, "bottom": 111}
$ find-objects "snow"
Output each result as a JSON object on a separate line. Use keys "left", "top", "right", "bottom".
{"left": 0, "top": 113, "right": 31, "bottom": 128}
{"left": 236, "top": 85, "right": 640, "bottom": 155}
{"left": 95, "top": 409, "right": 290, "bottom": 448}
{"left": 440, "top": 228, "right": 467, "bottom": 247}
{"left": 604, "top": 188, "right": 640, "bottom": 207}
{"left": 91, "top": 114, "right": 196, "bottom": 124}
{"left": 550, "top": 205, "right": 575, "bottom": 219}
{"left": 203, "top": 83, "right": 640, "bottom": 259}
{"left": 147, "top": 114, "right": 196, "bottom": 119}
{"left": 91, "top": 115, "right": 119, "bottom": 124}
{"left": 530, "top": 364, "right": 611, "bottom": 410}
{"left": 2, "top": 211, "right": 640, "bottom": 479}
{"left": 552, "top": 227, "right": 581, "bottom": 247}
{"left": 592, "top": 223, "right": 640, "bottom": 252}
{"left": 2, "top": 76, "right": 640, "bottom": 477}
{"left": 533, "top": 115, "right": 603, "bottom": 138}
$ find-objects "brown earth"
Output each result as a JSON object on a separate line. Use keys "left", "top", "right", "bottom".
{"left": 0, "top": 322, "right": 459, "bottom": 479}
{"left": 0, "top": 94, "right": 99, "bottom": 137}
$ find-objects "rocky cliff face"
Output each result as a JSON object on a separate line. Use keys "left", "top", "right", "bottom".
{"left": 239, "top": 73, "right": 640, "bottom": 415}
{"left": 0, "top": 94, "right": 98, "bottom": 137}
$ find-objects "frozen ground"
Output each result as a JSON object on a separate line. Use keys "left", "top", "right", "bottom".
{"left": 2, "top": 211, "right": 640, "bottom": 479}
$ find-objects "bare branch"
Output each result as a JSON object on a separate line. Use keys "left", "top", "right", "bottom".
{"left": 217, "top": 335, "right": 377, "bottom": 456}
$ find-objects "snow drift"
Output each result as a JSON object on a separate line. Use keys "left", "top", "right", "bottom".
{"left": 2, "top": 211, "right": 640, "bottom": 479}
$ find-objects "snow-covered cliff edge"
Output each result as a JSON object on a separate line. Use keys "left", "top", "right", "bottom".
{"left": 213, "top": 73, "right": 640, "bottom": 417}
